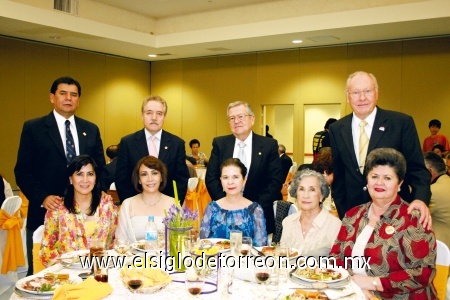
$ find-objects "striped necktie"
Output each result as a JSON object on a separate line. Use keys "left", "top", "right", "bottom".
{"left": 65, "top": 120, "right": 76, "bottom": 164}
{"left": 359, "top": 120, "right": 369, "bottom": 174}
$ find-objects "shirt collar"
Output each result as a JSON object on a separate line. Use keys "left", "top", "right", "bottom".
{"left": 145, "top": 128, "right": 162, "bottom": 140}
{"left": 352, "top": 106, "right": 377, "bottom": 126}
{"left": 53, "top": 110, "right": 75, "bottom": 124}
{"left": 235, "top": 131, "right": 253, "bottom": 146}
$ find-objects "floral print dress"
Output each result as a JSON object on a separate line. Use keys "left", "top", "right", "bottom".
{"left": 40, "top": 195, "right": 118, "bottom": 267}
{"left": 200, "top": 201, "right": 268, "bottom": 246}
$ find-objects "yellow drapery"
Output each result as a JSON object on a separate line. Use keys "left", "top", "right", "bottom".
{"left": 19, "top": 191, "right": 29, "bottom": 218}
{"left": 0, "top": 209, "right": 25, "bottom": 274}
{"left": 183, "top": 190, "right": 200, "bottom": 228}
{"left": 197, "top": 179, "right": 211, "bottom": 224}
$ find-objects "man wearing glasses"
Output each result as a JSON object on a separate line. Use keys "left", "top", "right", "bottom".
{"left": 329, "top": 71, "right": 431, "bottom": 228}
{"left": 205, "top": 101, "right": 283, "bottom": 234}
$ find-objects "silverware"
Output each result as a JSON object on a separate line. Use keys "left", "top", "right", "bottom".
{"left": 252, "top": 246, "right": 265, "bottom": 257}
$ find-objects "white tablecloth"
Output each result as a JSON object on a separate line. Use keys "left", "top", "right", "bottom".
{"left": 11, "top": 259, "right": 365, "bottom": 300}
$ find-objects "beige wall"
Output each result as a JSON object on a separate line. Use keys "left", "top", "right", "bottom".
{"left": 151, "top": 36, "right": 450, "bottom": 165}
{"left": 0, "top": 36, "right": 151, "bottom": 188}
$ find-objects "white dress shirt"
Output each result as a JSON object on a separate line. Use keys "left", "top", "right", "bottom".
{"left": 352, "top": 107, "right": 377, "bottom": 165}
{"left": 233, "top": 131, "right": 253, "bottom": 172}
{"left": 53, "top": 110, "right": 79, "bottom": 156}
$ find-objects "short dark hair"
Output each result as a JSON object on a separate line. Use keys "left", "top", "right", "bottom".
{"left": 132, "top": 156, "right": 168, "bottom": 193}
{"left": 289, "top": 169, "right": 330, "bottom": 202}
{"left": 50, "top": 77, "right": 81, "bottom": 97}
{"left": 429, "top": 119, "right": 441, "bottom": 128}
{"left": 64, "top": 155, "right": 101, "bottom": 215}
{"left": 324, "top": 118, "right": 337, "bottom": 130}
{"left": 365, "top": 148, "right": 406, "bottom": 182}
{"left": 313, "top": 147, "right": 333, "bottom": 175}
{"left": 220, "top": 158, "right": 247, "bottom": 178}
{"left": 432, "top": 144, "right": 445, "bottom": 153}
{"left": 189, "top": 139, "right": 200, "bottom": 148}
{"left": 424, "top": 151, "right": 446, "bottom": 175}
{"left": 106, "top": 145, "right": 119, "bottom": 160}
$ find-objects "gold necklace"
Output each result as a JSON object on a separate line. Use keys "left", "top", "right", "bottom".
{"left": 142, "top": 193, "right": 161, "bottom": 206}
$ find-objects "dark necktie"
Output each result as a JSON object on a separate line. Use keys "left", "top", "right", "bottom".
{"left": 65, "top": 120, "right": 76, "bottom": 164}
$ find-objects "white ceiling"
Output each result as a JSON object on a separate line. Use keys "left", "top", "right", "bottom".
{"left": 0, "top": 0, "right": 449, "bottom": 62}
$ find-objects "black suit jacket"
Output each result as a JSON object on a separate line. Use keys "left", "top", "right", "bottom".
{"left": 205, "top": 132, "right": 283, "bottom": 234}
{"left": 115, "top": 129, "right": 189, "bottom": 203}
{"left": 105, "top": 158, "right": 117, "bottom": 189}
{"left": 14, "top": 112, "right": 106, "bottom": 231}
{"left": 279, "top": 153, "right": 293, "bottom": 181}
{"left": 329, "top": 107, "right": 431, "bottom": 218}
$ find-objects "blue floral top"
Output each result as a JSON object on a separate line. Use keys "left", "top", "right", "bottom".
{"left": 200, "top": 201, "right": 268, "bottom": 246}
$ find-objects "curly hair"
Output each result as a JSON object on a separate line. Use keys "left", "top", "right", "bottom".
{"left": 289, "top": 169, "right": 330, "bottom": 202}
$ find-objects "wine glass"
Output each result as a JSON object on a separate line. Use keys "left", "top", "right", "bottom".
{"left": 185, "top": 268, "right": 206, "bottom": 297}
{"left": 254, "top": 264, "right": 270, "bottom": 285}
{"left": 126, "top": 268, "right": 143, "bottom": 299}
{"left": 241, "top": 237, "right": 252, "bottom": 256}
{"left": 114, "top": 239, "right": 130, "bottom": 255}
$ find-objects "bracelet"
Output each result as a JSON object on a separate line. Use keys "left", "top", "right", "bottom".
{"left": 373, "top": 279, "right": 379, "bottom": 291}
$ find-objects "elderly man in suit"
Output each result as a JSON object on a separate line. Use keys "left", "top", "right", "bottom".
{"left": 115, "top": 95, "right": 189, "bottom": 204}
{"left": 205, "top": 101, "right": 283, "bottom": 234}
{"left": 15, "top": 76, "right": 107, "bottom": 275}
{"left": 329, "top": 71, "right": 431, "bottom": 228}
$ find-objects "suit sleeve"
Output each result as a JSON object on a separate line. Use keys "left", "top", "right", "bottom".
{"left": 115, "top": 137, "right": 136, "bottom": 202}
{"left": 257, "top": 139, "right": 283, "bottom": 209}
{"left": 90, "top": 125, "right": 108, "bottom": 192}
{"left": 400, "top": 116, "right": 431, "bottom": 204}
{"left": 14, "top": 122, "right": 49, "bottom": 207}
{"left": 329, "top": 126, "right": 347, "bottom": 219}
{"left": 205, "top": 138, "right": 226, "bottom": 200}
{"left": 173, "top": 139, "right": 189, "bottom": 204}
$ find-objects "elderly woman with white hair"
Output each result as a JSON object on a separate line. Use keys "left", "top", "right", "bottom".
{"left": 280, "top": 169, "right": 341, "bottom": 258}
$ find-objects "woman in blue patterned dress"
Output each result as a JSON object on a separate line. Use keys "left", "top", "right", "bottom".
{"left": 200, "top": 158, "right": 268, "bottom": 246}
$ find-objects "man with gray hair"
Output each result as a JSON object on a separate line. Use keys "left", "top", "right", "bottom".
{"left": 206, "top": 101, "right": 283, "bottom": 234}
{"left": 424, "top": 151, "right": 450, "bottom": 248}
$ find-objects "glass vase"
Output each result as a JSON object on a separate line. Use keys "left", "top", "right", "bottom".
{"left": 166, "top": 226, "right": 192, "bottom": 272}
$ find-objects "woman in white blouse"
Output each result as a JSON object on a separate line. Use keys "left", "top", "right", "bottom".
{"left": 116, "top": 156, "right": 176, "bottom": 242}
{"left": 280, "top": 169, "right": 341, "bottom": 258}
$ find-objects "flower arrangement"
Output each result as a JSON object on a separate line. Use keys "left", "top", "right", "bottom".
{"left": 162, "top": 181, "right": 198, "bottom": 229}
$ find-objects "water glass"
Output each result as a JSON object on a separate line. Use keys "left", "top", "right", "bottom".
{"left": 276, "top": 245, "right": 290, "bottom": 283}
{"left": 230, "top": 230, "right": 242, "bottom": 257}
{"left": 266, "top": 268, "right": 279, "bottom": 291}
{"left": 241, "top": 237, "right": 252, "bottom": 256}
{"left": 93, "top": 251, "right": 108, "bottom": 282}
{"left": 218, "top": 267, "right": 234, "bottom": 298}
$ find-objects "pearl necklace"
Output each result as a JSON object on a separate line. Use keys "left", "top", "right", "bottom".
{"left": 142, "top": 194, "right": 161, "bottom": 206}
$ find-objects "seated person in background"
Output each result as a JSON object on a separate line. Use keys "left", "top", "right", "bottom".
{"left": 330, "top": 148, "right": 437, "bottom": 299}
{"left": 424, "top": 151, "right": 450, "bottom": 249}
{"left": 0, "top": 173, "right": 14, "bottom": 207}
{"left": 312, "top": 147, "right": 335, "bottom": 211}
{"left": 188, "top": 139, "right": 209, "bottom": 166}
{"left": 280, "top": 169, "right": 341, "bottom": 258}
{"left": 423, "top": 119, "right": 450, "bottom": 153}
{"left": 105, "top": 144, "right": 119, "bottom": 189}
{"left": 200, "top": 158, "right": 268, "bottom": 246}
{"left": 40, "top": 155, "right": 118, "bottom": 266}
{"left": 432, "top": 144, "right": 445, "bottom": 159}
{"left": 446, "top": 153, "right": 450, "bottom": 176}
{"left": 185, "top": 156, "right": 198, "bottom": 178}
{"left": 116, "top": 156, "right": 176, "bottom": 242}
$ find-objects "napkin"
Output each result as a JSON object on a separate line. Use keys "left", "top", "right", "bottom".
{"left": 52, "top": 276, "right": 113, "bottom": 300}
{"left": 120, "top": 267, "right": 171, "bottom": 287}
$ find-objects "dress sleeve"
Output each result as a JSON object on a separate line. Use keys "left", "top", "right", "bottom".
{"left": 103, "top": 197, "right": 118, "bottom": 249}
{"left": 40, "top": 209, "right": 61, "bottom": 267}
{"left": 250, "top": 204, "right": 268, "bottom": 247}
{"left": 116, "top": 198, "right": 136, "bottom": 242}
{"left": 200, "top": 203, "right": 214, "bottom": 239}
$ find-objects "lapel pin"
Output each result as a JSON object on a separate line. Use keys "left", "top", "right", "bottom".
{"left": 258, "top": 152, "right": 262, "bottom": 155}
{"left": 165, "top": 146, "right": 168, "bottom": 150}
{"left": 83, "top": 132, "right": 87, "bottom": 136}
{"left": 379, "top": 127, "right": 385, "bottom": 131}
{"left": 385, "top": 225, "right": 395, "bottom": 235}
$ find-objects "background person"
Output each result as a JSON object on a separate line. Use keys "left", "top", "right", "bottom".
{"left": 115, "top": 95, "right": 189, "bottom": 204}
{"left": 200, "top": 158, "right": 268, "bottom": 246}
{"left": 312, "top": 118, "right": 337, "bottom": 160}
{"left": 328, "top": 71, "right": 431, "bottom": 226}
{"left": 116, "top": 156, "right": 176, "bottom": 242}
{"left": 15, "top": 76, "right": 107, "bottom": 275}
{"left": 40, "top": 155, "right": 117, "bottom": 267}
{"left": 205, "top": 101, "right": 283, "bottom": 234}
{"left": 105, "top": 144, "right": 119, "bottom": 189}
{"left": 422, "top": 119, "right": 450, "bottom": 153}
{"left": 278, "top": 144, "right": 293, "bottom": 181}
{"left": 431, "top": 144, "right": 445, "bottom": 159}
{"left": 280, "top": 169, "right": 341, "bottom": 258}
{"left": 312, "top": 147, "right": 335, "bottom": 211}
{"left": 330, "top": 148, "right": 437, "bottom": 299}
{"left": 188, "top": 139, "right": 209, "bottom": 166}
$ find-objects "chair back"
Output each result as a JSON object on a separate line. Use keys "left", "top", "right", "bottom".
{"left": 32, "top": 225, "right": 45, "bottom": 274}
{"left": 272, "top": 200, "right": 298, "bottom": 244}
{"left": 187, "top": 177, "right": 199, "bottom": 192}
{"left": 434, "top": 240, "right": 450, "bottom": 300}
{"left": 1, "top": 196, "right": 22, "bottom": 215}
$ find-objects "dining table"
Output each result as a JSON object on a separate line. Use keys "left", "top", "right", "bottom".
{"left": 11, "top": 250, "right": 365, "bottom": 300}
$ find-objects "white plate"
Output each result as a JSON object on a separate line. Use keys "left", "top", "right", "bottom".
{"left": 253, "top": 246, "right": 301, "bottom": 261}
{"left": 131, "top": 240, "right": 162, "bottom": 253}
{"left": 198, "top": 238, "right": 231, "bottom": 253}
{"left": 16, "top": 274, "right": 82, "bottom": 295}
{"left": 292, "top": 267, "right": 349, "bottom": 283}
{"left": 60, "top": 250, "right": 90, "bottom": 268}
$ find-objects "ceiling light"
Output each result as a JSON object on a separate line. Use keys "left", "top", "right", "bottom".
{"left": 292, "top": 40, "right": 303, "bottom": 44}
{"left": 148, "top": 54, "right": 157, "bottom": 57}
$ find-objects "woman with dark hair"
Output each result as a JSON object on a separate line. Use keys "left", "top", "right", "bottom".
{"left": 188, "top": 139, "right": 209, "bottom": 166}
{"left": 330, "top": 148, "right": 437, "bottom": 299}
{"left": 40, "top": 155, "right": 118, "bottom": 266}
{"left": 200, "top": 158, "right": 268, "bottom": 246}
{"left": 116, "top": 156, "right": 176, "bottom": 242}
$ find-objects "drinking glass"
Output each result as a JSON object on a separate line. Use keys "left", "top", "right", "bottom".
{"left": 241, "top": 237, "right": 252, "bottom": 256}
{"left": 218, "top": 267, "right": 234, "bottom": 299}
{"left": 126, "top": 268, "right": 143, "bottom": 299}
{"left": 230, "top": 230, "right": 242, "bottom": 257}
{"left": 93, "top": 250, "right": 108, "bottom": 282}
{"left": 89, "top": 237, "right": 104, "bottom": 274}
{"left": 185, "top": 268, "right": 206, "bottom": 297}
{"left": 157, "top": 228, "right": 165, "bottom": 250}
{"left": 276, "top": 244, "right": 290, "bottom": 283}
{"left": 114, "top": 239, "right": 130, "bottom": 255}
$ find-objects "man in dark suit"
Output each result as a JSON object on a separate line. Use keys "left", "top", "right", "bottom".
{"left": 115, "top": 95, "right": 189, "bottom": 203}
{"left": 329, "top": 71, "right": 431, "bottom": 228}
{"left": 278, "top": 144, "right": 293, "bottom": 181}
{"left": 205, "top": 101, "right": 283, "bottom": 234}
{"left": 105, "top": 144, "right": 119, "bottom": 189}
{"left": 14, "top": 76, "right": 106, "bottom": 275}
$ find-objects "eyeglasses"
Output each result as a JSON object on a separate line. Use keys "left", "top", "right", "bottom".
{"left": 228, "top": 114, "right": 250, "bottom": 123}
{"left": 348, "top": 89, "right": 375, "bottom": 99}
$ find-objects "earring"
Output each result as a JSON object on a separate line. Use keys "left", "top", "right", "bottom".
{"left": 398, "top": 187, "right": 401, "bottom": 192}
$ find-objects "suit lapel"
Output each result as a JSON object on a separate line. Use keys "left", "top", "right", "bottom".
{"left": 369, "top": 108, "right": 388, "bottom": 151}
{"left": 339, "top": 115, "right": 359, "bottom": 168}
{"left": 224, "top": 135, "right": 235, "bottom": 159}
{"left": 134, "top": 129, "right": 150, "bottom": 158}
{"left": 44, "top": 113, "right": 66, "bottom": 159}
{"left": 248, "top": 133, "right": 263, "bottom": 180}
{"left": 158, "top": 130, "right": 170, "bottom": 161}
